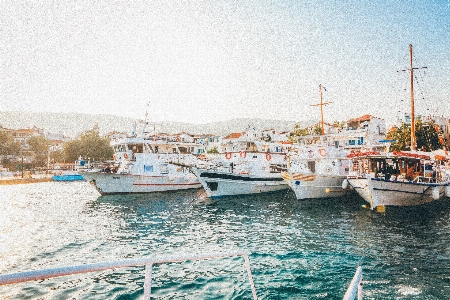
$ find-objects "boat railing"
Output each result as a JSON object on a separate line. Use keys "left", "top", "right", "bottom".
{"left": 0, "top": 251, "right": 258, "bottom": 300}
{"left": 343, "top": 266, "right": 363, "bottom": 300}
{"left": 413, "top": 175, "right": 437, "bottom": 183}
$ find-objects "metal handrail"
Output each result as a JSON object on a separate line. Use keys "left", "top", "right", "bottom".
{"left": 0, "top": 251, "right": 258, "bottom": 300}
{"left": 343, "top": 266, "right": 363, "bottom": 300}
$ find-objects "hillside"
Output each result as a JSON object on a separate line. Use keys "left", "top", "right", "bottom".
{"left": 0, "top": 111, "right": 305, "bottom": 137}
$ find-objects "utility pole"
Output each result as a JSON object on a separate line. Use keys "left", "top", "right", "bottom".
{"left": 311, "top": 84, "right": 332, "bottom": 135}
{"left": 21, "top": 153, "right": 24, "bottom": 178}
{"left": 47, "top": 147, "right": 50, "bottom": 175}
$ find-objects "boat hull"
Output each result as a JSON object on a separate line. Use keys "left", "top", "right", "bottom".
{"left": 192, "top": 168, "right": 289, "bottom": 198}
{"left": 348, "top": 177, "right": 449, "bottom": 209}
{"left": 288, "top": 175, "right": 350, "bottom": 200}
{"left": 82, "top": 172, "right": 201, "bottom": 195}
{"left": 52, "top": 174, "right": 85, "bottom": 181}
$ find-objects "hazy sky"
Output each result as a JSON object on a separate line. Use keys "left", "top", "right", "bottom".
{"left": 1, "top": 0, "right": 449, "bottom": 126}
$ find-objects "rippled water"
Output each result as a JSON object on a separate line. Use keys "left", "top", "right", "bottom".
{"left": 1, "top": 182, "right": 450, "bottom": 299}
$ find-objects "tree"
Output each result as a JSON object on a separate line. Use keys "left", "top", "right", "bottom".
{"left": 50, "top": 150, "right": 65, "bottom": 164}
{"left": 312, "top": 123, "right": 322, "bottom": 135}
{"left": 63, "top": 128, "right": 114, "bottom": 162}
{"left": 28, "top": 135, "right": 50, "bottom": 167}
{"left": 0, "top": 131, "right": 20, "bottom": 166}
{"left": 207, "top": 146, "right": 219, "bottom": 154}
{"left": 288, "top": 122, "right": 328, "bottom": 142}
{"left": 333, "top": 121, "right": 346, "bottom": 130}
{"left": 387, "top": 119, "right": 443, "bottom": 151}
{"left": 288, "top": 123, "right": 310, "bottom": 142}
{"left": 416, "top": 120, "right": 443, "bottom": 151}
{"left": 263, "top": 134, "right": 272, "bottom": 142}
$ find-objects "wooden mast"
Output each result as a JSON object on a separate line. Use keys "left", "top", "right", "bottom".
{"left": 398, "top": 45, "right": 426, "bottom": 151}
{"left": 410, "top": 44, "right": 416, "bottom": 151}
{"left": 311, "top": 84, "right": 332, "bottom": 135}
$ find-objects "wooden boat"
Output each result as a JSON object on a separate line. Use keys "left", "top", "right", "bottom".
{"left": 347, "top": 45, "right": 450, "bottom": 210}
{"left": 346, "top": 150, "right": 450, "bottom": 210}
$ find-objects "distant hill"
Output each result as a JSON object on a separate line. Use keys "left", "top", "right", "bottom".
{"left": 0, "top": 111, "right": 310, "bottom": 137}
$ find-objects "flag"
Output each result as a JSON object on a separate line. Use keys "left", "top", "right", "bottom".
{"left": 323, "top": 86, "right": 327, "bottom": 91}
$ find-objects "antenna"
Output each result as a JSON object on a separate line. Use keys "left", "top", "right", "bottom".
{"left": 143, "top": 101, "right": 150, "bottom": 124}
{"left": 140, "top": 101, "right": 151, "bottom": 139}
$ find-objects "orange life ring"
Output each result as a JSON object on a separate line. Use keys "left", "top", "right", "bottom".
{"left": 152, "top": 135, "right": 158, "bottom": 141}
{"left": 239, "top": 151, "right": 246, "bottom": 158}
{"left": 318, "top": 148, "right": 327, "bottom": 157}
{"left": 225, "top": 152, "right": 232, "bottom": 160}
{"left": 124, "top": 153, "right": 129, "bottom": 159}
{"left": 266, "top": 153, "right": 272, "bottom": 161}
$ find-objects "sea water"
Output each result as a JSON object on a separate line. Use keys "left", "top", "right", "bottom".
{"left": 1, "top": 181, "right": 450, "bottom": 299}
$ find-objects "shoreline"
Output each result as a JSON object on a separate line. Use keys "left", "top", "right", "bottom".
{"left": 0, "top": 176, "right": 53, "bottom": 185}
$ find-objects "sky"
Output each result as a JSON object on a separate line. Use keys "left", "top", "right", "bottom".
{"left": 1, "top": 0, "right": 449, "bottom": 127}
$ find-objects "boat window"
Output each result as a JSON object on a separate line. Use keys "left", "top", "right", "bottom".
{"left": 160, "top": 164, "right": 169, "bottom": 174}
{"left": 206, "top": 181, "right": 218, "bottom": 191}
{"left": 307, "top": 161, "right": 316, "bottom": 173}
{"left": 144, "top": 165, "right": 153, "bottom": 173}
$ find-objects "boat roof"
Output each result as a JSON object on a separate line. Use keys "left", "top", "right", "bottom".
{"left": 347, "top": 150, "right": 449, "bottom": 161}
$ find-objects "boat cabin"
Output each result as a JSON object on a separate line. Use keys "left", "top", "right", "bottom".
{"left": 350, "top": 152, "right": 445, "bottom": 183}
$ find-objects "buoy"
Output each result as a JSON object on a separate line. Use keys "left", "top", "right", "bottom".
{"left": 376, "top": 205, "right": 386, "bottom": 213}
{"left": 361, "top": 204, "right": 367, "bottom": 209}
{"left": 342, "top": 179, "right": 348, "bottom": 190}
{"left": 432, "top": 187, "right": 440, "bottom": 200}
{"left": 445, "top": 186, "right": 450, "bottom": 197}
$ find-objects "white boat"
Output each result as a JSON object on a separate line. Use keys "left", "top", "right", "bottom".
{"left": 83, "top": 137, "right": 202, "bottom": 195}
{"left": 346, "top": 45, "right": 450, "bottom": 210}
{"left": 191, "top": 151, "right": 289, "bottom": 198}
{"left": 190, "top": 128, "right": 290, "bottom": 198}
{"left": 346, "top": 151, "right": 450, "bottom": 210}
{"left": 283, "top": 146, "right": 352, "bottom": 200}
{"left": 284, "top": 83, "right": 387, "bottom": 200}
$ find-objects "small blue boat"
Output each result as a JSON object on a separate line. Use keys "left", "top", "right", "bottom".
{"left": 52, "top": 173, "right": 84, "bottom": 181}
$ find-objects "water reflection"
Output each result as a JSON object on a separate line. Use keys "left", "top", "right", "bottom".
{"left": 2, "top": 183, "right": 450, "bottom": 298}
